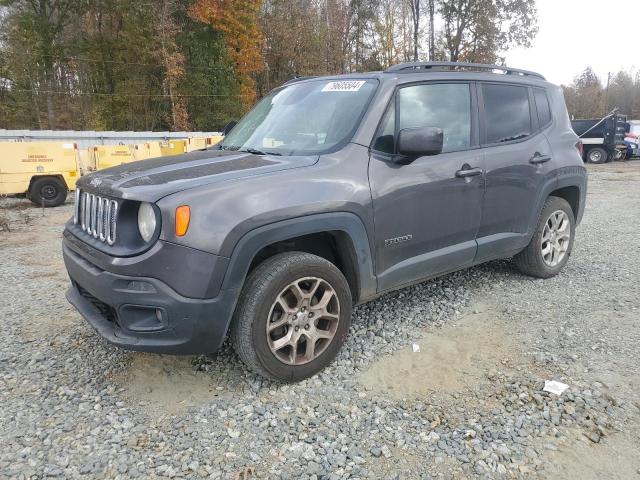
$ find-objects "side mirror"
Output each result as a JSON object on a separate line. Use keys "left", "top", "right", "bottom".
{"left": 223, "top": 121, "right": 237, "bottom": 136}
{"left": 395, "top": 126, "right": 443, "bottom": 163}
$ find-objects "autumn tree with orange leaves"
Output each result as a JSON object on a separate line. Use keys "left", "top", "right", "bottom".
{"left": 190, "top": 0, "right": 265, "bottom": 110}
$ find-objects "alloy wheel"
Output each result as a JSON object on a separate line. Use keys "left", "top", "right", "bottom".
{"left": 266, "top": 276, "right": 340, "bottom": 365}
{"left": 541, "top": 210, "right": 571, "bottom": 267}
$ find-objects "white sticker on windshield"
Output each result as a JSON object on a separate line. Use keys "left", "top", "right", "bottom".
{"left": 321, "top": 80, "right": 366, "bottom": 92}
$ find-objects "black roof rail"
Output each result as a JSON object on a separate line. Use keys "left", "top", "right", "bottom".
{"left": 385, "top": 61, "right": 545, "bottom": 80}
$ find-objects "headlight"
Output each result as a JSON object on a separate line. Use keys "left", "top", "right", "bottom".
{"left": 137, "top": 202, "right": 157, "bottom": 242}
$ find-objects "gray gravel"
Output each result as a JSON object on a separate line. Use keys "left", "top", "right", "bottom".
{"left": 1, "top": 162, "right": 639, "bottom": 479}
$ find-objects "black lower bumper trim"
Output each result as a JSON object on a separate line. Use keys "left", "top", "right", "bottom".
{"left": 63, "top": 242, "right": 239, "bottom": 354}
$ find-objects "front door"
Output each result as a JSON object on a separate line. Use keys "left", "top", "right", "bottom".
{"left": 369, "top": 82, "right": 484, "bottom": 292}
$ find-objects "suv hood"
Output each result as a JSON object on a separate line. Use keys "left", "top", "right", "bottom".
{"left": 77, "top": 149, "right": 319, "bottom": 202}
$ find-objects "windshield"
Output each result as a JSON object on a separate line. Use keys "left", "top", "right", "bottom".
{"left": 220, "top": 79, "right": 378, "bottom": 156}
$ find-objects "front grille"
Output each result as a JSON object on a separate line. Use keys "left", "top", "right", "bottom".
{"left": 74, "top": 189, "right": 118, "bottom": 245}
{"left": 76, "top": 283, "right": 118, "bottom": 325}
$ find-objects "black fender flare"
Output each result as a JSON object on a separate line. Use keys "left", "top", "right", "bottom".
{"left": 523, "top": 172, "right": 560, "bottom": 246}
{"left": 219, "top": 212, "right": 377, "bottom": 302}
{"left": 556, "top": 165, "right": 587, "bottom": 225}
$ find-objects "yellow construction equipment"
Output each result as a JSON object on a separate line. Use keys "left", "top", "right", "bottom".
{"left": 0, "top": 141, "right": 79, "bottom": 207}
{"left": 0, "top": 136, "right": 223, "bottom": 207}
{"left": 160, "top": 139, "right": 187, "bottom": 157}
{"left": 207, "top": 135, "right": 224, "bottom": 146}
{"left": 131, "top": 142, "right": 163, "bottom": 161}
{"left": 185, "top": 137, "right": 207, "bottom": 152}
{"left": 90, "top": 145, "right": 135, "bottom": 171}
{"left": 77, "top": 148, "right": 93, "bottom": 175}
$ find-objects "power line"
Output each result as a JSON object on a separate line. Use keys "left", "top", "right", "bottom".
{"left": 1, "top": 49, "right": 234, "bottom": 72}
{"left": 3, "top": 88, "right": 237, "bottom": 98}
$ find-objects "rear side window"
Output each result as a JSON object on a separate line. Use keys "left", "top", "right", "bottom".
{"left": 482, "top": 84, "right": 531, "bottom": 144}
{"left": 533, "top": 88, "right": 552, "bottom": 126}
{"left": 398, "top": 83, "right": 471, "bottom": 152}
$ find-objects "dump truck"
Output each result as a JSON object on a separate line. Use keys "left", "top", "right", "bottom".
{"left": 0, "top": 141, "right": 79, "bottom": 207}
{"left": 571, "top": 113, "right": 627, "bottom": 163}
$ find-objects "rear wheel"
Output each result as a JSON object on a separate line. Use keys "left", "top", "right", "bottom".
{"left": 514, "top": 196, "right": 575, "bottom": 278}
{"left": 230, "top": 252, "right": 352, "bottom": 382}
{"left": 28, "top": 177, "right": 67, "bottom": 207}
{"left": 586, "top": 147, "right": 607, "bottom": 164}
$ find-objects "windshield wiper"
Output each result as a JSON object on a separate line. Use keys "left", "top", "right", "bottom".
{"left": 239, "top": 147, "right": 282, "bottom": 156}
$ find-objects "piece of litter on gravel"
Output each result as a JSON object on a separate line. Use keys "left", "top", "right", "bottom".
{"left": 412, "top": 343, "right": 420, "bottom": 353}
{"left": 543, "top": 380, "right": 569, "bottom": 395}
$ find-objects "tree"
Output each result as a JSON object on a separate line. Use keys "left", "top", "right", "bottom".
{"left": 190, "top": 0, "right": 265, "bottom": 110}
{"left": 0, "top": 0, "right": 543, "bottom": 131}
{"left": 408, "top": 0, "right": 419, "bottom": 61}
{"left": 1, "top": 0, "right": 88, "bottom": 128}
{"left": 606, "top": 70, "right": 635, "bottom": 116}
{"left": 440, "top": 0, "right": 537, "bottom": 64}
{"left": 427, "top": 0, "right": 435, "bottom": 60}
{"left": 158, "top": 0, "right": 190, "bottom": 130}
{"left": 562, "top": 67, "right": 604, "bottom": 119}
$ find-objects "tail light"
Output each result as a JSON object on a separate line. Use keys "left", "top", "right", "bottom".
{"left": 576, "top": 141, "right": 583, "bottom": 158}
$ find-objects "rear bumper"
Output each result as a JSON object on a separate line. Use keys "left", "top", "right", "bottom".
{"left": 63, "top": 240, "right": 239, "bottom": 354}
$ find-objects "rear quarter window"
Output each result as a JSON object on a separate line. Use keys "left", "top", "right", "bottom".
{"left": 534, "top": 88, "right": 552, "bottom": 126}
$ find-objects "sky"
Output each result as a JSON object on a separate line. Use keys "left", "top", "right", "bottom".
{"left": 505, "top": 0, "right": 635, "bottom": 86}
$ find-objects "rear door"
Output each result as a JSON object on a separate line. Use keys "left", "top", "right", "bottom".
{"left": 369, "top": 81, "right": 484, "bottom": 291}
{"left": 475, "top": 83, "right": 555, "bottom": 262}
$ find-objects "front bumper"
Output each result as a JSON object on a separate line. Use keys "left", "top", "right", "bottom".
{"left": 63, "top": 240, "right": 239, "bottom": 354}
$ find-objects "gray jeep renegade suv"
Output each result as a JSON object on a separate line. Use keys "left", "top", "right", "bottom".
{"left": 63, "top": 62, "right": 587, "bottom": 381}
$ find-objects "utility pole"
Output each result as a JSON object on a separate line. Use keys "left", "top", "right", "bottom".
{"left": 604, "top": 72, "right": 611, "bottom": 116}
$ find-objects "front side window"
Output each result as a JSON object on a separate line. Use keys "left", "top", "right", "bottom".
{"left": 482, "top": 84, "right": 531, "bottom": 144}
{"left": 219, "top": 79, "right": 378, "bottom": 156}
{"left": 372, "top": 101, "right": 395, "bottom": 154}
{"left": 398, "top": 83, "right": 471, "bottom": 153}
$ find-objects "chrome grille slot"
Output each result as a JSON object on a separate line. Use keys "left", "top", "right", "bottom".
{"left": 90, "top": 194, "right": 99, "bottom": 238}
{"left": 73, "top": 190, "right": 118, "bottom": 246}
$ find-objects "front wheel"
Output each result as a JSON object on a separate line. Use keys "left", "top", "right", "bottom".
{"left": 514, "top": 196, "right": 575, "bottom": 278}
{"left": 230, "top": 252, "right": 352, "bottom": 382}
{"left": 586, "top": 147, "right": 607, "bottom": 164}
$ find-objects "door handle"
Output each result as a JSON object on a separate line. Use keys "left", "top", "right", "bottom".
{"left": 455, "top": 165, "right": 483, "bottom": 178}
{"left": 530, "top": 152, "right": 551, "bottom": 164}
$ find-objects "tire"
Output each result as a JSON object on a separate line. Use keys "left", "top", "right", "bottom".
{"left": 230, "top": 252, "right": 352, "bottom": 382}
{"left": 514, "top": 196, "right": 575, "bottom": 279}
{"left": 586, "top": 147, "right": 607, "bottom": 164}
{"left": 28, "top": 177, "right": 67, "bottom": 207}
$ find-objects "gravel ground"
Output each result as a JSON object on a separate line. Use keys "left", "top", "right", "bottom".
{"left": 1, "top": 162, "right": 639, "bottom": 479}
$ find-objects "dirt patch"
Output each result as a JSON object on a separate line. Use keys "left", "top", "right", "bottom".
{"left": 0, "top": 198, "right": 33, "bottom": 210}
{"left": 116, "top": 354, "right": 220, "bottom": 419}
{"left": 359, "top": 302, "right": 515, "bottom": 399}
{"left": 544, "top": 430, "right": 640, "bottom": 479}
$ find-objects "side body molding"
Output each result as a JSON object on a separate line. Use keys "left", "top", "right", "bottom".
{"left": 220, "top": 212, "right": 378, "bottom": 303}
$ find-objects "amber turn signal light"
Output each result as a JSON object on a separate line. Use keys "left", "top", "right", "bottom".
{"left": 175, "top": 205, "right": 191, "bottom": 236}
